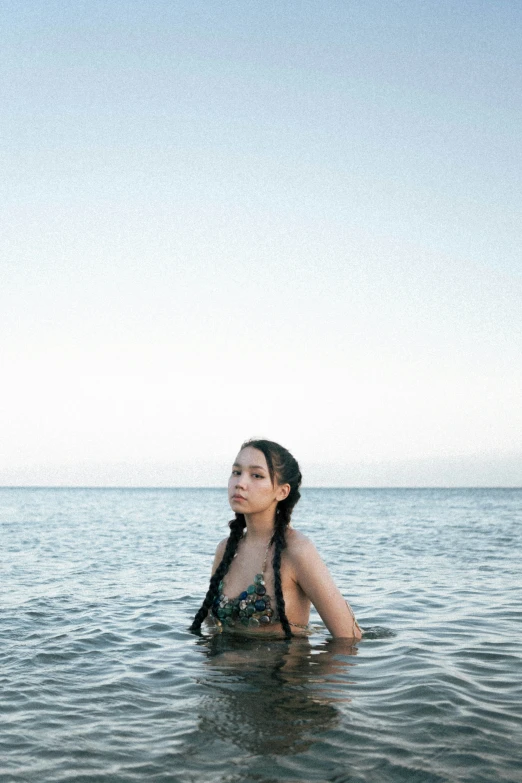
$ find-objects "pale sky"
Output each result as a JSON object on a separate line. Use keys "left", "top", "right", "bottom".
{"left": 2, "top": 1, "right": 521, "bottom": 486}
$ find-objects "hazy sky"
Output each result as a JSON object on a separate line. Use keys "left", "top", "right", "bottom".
{"left": 2, "top": 1, "right": 521, "bottom": 486}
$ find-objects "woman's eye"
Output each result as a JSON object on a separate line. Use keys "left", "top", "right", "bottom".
{"left": 231, "top": 470, "right": 240, "bottom": 476}
{"left": 252, "top": 474, "right": 263, "bottom": 479}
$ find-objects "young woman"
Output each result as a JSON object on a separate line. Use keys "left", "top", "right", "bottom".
{"left": 191, "top": 439, "right": 362, "bottom": 640}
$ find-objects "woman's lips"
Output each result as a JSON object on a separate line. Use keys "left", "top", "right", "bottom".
{"left": 231, "top": 495, "right": 246, "bottom": 501}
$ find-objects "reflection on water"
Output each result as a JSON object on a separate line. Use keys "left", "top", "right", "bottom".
{"left": 194, "top": 635, "right": 358, "bottom": 756}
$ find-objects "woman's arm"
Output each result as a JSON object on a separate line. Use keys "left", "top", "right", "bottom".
{"left": 289, "top": 534, "right": 362, "bottom": 640}
{"left": 210, "top": 538, "right": 227, "bottom": 576}
{"left": 202, "top": 539, "right": 228, "bottom": 628}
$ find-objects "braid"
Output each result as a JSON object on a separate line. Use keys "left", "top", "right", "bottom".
{"left": 190, "top": 514, "right": 246, "bottom": 632}
{"left": 272, "top": 506, "right": 292, "bottom": 639}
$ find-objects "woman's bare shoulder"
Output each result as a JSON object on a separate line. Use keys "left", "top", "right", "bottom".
{"left": 285, "top": 527, "right": 318, "bottom": 559}
{"left": 210, "top": 536, "right": 229, "bottom": 576}
{"left": 215, "top": 537, "right": 228, "bottom": 556}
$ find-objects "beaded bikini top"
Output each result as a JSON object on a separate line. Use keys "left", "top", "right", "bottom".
{"left": 211, "top": 539, "right": 276, "bottom": 629}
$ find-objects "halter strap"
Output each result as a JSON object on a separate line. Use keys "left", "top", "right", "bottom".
{"left": 261, "top": 538, "right": 272, "bottom": 573}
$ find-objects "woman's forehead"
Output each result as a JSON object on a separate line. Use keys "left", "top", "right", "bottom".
{"left": 234, "top": 446, "right": 268, "bottom": 469}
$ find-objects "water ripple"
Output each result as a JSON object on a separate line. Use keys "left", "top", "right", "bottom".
{"left": 1, "top": 487, "right": 521, "bottom": 783}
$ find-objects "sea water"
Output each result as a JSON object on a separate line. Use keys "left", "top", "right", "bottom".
{"left": 1, "top": 487, "right": 521, "bottom": 783}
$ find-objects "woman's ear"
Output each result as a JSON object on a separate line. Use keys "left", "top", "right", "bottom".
{"left": 276, "top": 483, "right": 291, "bottom": 501}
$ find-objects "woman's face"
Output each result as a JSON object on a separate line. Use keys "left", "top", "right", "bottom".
{"left": 228, "top": 446, "right": 289, "bottom": 516}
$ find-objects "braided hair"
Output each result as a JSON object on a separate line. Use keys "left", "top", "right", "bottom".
{"left": 190, "top": 513, "right": 245, "bottom": 633}
{"left": 190, "top": 439, "right": 302, "bottom": 638}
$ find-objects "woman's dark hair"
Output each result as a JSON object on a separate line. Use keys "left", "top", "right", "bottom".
{"left": 190, "top": 438, "right": 302, "bottom": 639}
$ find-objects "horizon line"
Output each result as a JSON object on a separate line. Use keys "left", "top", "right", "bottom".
{"left": 1, "top": 485, "right": 521, "bottom": 491}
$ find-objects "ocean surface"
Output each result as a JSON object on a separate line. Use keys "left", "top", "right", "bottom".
{"left": 1, "top": 487, "right": 521, "bottom": 783}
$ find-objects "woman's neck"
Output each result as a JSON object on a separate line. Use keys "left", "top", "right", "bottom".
{"left": 243, "top": 511, "right": 276, "bottom": 541}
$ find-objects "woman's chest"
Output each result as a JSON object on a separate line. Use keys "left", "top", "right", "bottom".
{"left": 222, "top": 553, "right": 273, "bottom": 599}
